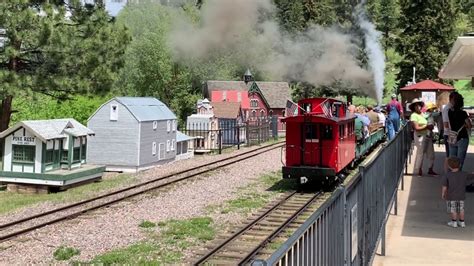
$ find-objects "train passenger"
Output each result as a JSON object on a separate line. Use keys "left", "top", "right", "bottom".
{"left": 348, "top": 104, "right": 356, "bottom": 115}
{"left": 447, "top": 93, "right": 471, "bottom": 171}
{"left": 355, "top": 106, "right": 370, "bottom": 139}
{"left": 366, "top": 105, "right": 380, "bottom": 124}
{"left": 409, "top": 98, "right": 434, "bottom": 176}
{"left": 375, "top": 107, "right": 386, "bottom": 127}
{"left": 386, "top": 94, "right": 403, "bottom": 140}
{"left": 442, "top": 157, "right": 474, "bottom": 228}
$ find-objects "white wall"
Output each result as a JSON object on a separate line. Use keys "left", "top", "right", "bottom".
{"left": 4, "top": 135, "right": 12, "bottom": 171}
{"left": 3, "top": 127, "right": 43, "bottom": 173}
{"left": 35, "top": 138, "right": 42, "bottom": 173}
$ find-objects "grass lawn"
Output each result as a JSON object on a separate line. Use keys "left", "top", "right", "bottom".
{"left": 0, "top": 174, "right": 134, "bottom": 215}
{"left": 80, "top": 217, "right": 215, "bottom": 265}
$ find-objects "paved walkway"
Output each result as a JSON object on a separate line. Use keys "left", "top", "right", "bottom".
{"left": 373, "top": 145, "right": 474, "bottom": 266}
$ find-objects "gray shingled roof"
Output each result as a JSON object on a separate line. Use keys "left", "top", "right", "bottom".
{"left": 114, "top": 97, "right": 177, "bottom": 122}
{"left": 211, "top": 101, "right": 242, "bottom": 119}
{"left": 176, "top": 131, "right": 194, "bottom": 142}
{"left": 205, "top": 81, "right": 291, "bottom": 109}
{"left": 0, "top": 118, "right": 94, "bottom": 142}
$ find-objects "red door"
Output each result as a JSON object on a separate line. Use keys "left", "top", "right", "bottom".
{"left": 301, "top": 123, "right": 320, "bottom": 166}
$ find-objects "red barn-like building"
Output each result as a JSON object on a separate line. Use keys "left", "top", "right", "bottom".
{"left": 204, "top": 80, "right": 291, "bottom": 132}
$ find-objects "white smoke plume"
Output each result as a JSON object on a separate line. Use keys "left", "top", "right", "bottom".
{"left": 170, "top": 0, "right": 381, "bottom": 100}
{"left": 356, "top": 0, "right": 385, "bottom": 104}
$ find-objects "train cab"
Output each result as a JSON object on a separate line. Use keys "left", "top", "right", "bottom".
{"left": 282, "top": 98, "right": 356, "bottom": 185}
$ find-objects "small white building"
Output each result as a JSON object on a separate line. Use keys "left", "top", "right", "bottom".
{"left": 0, "top": 119, "right": 104, "bottom": 187}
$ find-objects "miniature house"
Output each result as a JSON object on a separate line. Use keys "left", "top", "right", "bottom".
{"left": 186, "top": 99, "right": 219, "bottom": 152}
{"left": 87, "top": 97, "right": 178, "bottom": 173}
{"left": 176, "top": 131, "right": 194, "bottom": 161}
{"left": 0, "top": 119, "right": 104, "bottom": 187}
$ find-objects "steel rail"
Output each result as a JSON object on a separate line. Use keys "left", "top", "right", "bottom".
{"left": 0, "top": 141, "right": 283, "bottom": 230}
{"left": 0, "top": 142, "right": 284, "bottom": 243}
{"left": 238, "top": 192, "right": 321, "bottom": 265}
{"left": 193, "top": 191, "right": 298, "bottom": 265}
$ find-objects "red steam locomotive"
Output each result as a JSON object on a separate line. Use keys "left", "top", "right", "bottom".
{"left": 282, "top": 97, "right": 383, "bottom": 187}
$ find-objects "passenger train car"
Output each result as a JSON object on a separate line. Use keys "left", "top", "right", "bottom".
{"left": 282, "top": 97, "right": 384, "bottom": 187}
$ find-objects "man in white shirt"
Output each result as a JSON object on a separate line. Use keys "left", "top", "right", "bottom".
{"left": 375, "top": 107, "right": 386, "bottom": 127}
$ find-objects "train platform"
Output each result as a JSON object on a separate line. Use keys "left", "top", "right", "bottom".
{"left": 373, "top": 144, "right": 474, "bottom": 266}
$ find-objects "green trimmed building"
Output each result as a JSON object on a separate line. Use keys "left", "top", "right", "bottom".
{"left": 0, "top": 119, "right": 105, "bottom": 187}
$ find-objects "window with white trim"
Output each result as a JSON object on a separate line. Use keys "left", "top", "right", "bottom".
{"left": 167, "top": 120, "right": 171, "bottom": 132}
{"left": 172, "top": 120, "right": 176, "bottom": 131}
{"left": 152, "top": 142, "right": 157, "bottom": 155}
{"left": 171, "top": 139, "right": 175, "bottom": 151}
{"left": 153, "top": 121, "right": 158, "bottom": 130}
{"left": 250, "top": 99, "right": 258, "bottom": 108}
{"left": 166, "top": 140, "right": 170, "bottom": 152}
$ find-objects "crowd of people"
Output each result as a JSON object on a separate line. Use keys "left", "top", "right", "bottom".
{"left": 409, "top": 91, "right": 472, "bottom": 175}
{"left": 347, "top": 92, "right": 473, "bottom": 228}
{"left": 407, "top": 91, "right": 473, "bottom": 229}
{"left": 347, "top": 94, "right": 401, "bottom": 142}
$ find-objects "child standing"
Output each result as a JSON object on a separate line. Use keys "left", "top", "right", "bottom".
{"left": 441, "top": 157, "right": 474, "bottom": 228}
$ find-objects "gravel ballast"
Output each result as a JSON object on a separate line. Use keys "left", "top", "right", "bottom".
{"left": 0, "top": 143, "right": 281, "bottom": 224}
{"left": 0, "top": 147, "right": 284, "bottom": 265}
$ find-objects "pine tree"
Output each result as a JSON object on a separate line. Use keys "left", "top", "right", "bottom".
{"left": 0, "top": 0, "right": 129, "bottom": 130}
{"left": 273, "top": 0, "right": 307, "bottom": 32}
{"left": 378, "top": 0, "right": 400, "bottom": 47}
{"left": 302, "top": 0, "right": 337, "bottom": 27}
{"left": 396, "top": 0, "right": 460, "bottom": 88}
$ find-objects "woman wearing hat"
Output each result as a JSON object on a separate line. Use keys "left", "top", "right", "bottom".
{"left": 410, "top": 98, "right": 434, "bottom": 176}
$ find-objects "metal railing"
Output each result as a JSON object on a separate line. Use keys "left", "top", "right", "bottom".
{"left": 182, "top": 118, "right": 277, "bottom": 154}
{"left": 253, "top": 124, "right": 412, "bottom": 266}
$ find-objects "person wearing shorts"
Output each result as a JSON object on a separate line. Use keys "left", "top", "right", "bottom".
{"left": 441, "top": 157, "right": 474, "bottom": 228}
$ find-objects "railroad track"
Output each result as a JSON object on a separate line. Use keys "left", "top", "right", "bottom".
{"left": 0, "top": 141, "right": 284, "bottom": 244}
{"left": 194, "top": 191, "right": 322, "bottom": 265}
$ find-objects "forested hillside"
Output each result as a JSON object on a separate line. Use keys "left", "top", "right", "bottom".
{"left": 2, "top": 0, "right": 472, "bottom": 126}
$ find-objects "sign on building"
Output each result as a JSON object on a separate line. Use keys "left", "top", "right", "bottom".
{"left": 12, "top": 136, "right": 36, "bottom": 145}
{"left": 421, "top": 91, "right": 436, "bottom": 104}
